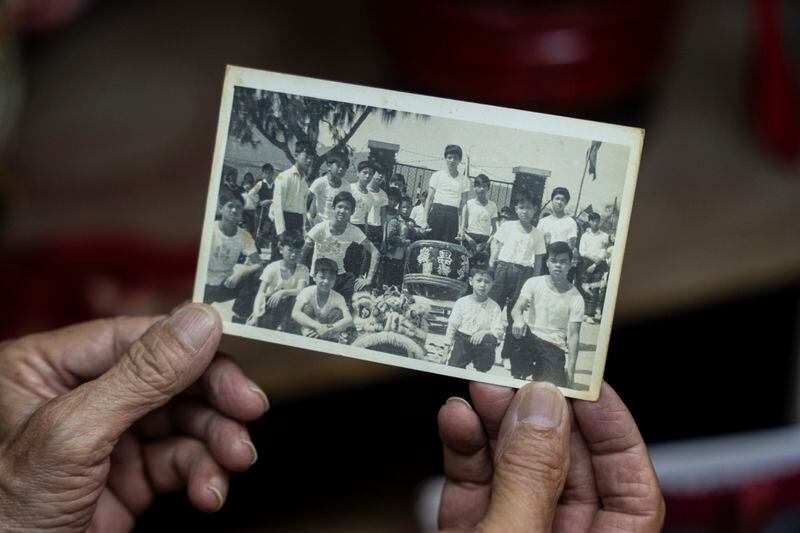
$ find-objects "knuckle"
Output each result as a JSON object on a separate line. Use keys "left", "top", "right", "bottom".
{"left": 498, "top": 428, "right": 567, "bottom": 488}
{"left": 121, "top": 332, "right": 185, "bottom": 398}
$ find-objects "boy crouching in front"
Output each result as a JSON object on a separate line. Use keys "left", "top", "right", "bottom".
{"left": 292, "top": 258, "right": 353, "bottom": 341}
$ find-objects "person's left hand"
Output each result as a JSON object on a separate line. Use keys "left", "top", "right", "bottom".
{"left": 470, "top": 331, "right": 487, "bottom": 345}
{"left": 267, "top": 290, "right": 285, "bottom": 308}
{"left": 0, "top": 304, "right": 269, "bottom": 531}
{"left": 354, "top": 276, "right": 371, "bottom": 291}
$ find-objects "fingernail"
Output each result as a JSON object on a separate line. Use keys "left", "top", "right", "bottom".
{"left": 247, "top": 379, "right": 270, "bottom": 412}
{"left": 241, "top": 435, "right": 258, "bottom": 466}
{"left": 517, "top": 382, "right": 563, "bottom": 428}
{"left": 207, "top": 477, "right": 226, "bottom": 511}
{"left": 168, "top": 306, "right": 215, "bottom": 350}
{"left": 446, "top": 396, "right": 472, "bottom": 410}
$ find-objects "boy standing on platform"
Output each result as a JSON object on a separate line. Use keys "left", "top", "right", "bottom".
{"left": 346, "top": 160, "right": 380, "bottom": 274}
{"left": 422, "top": 144, "right": 470, "bottom": 242}
{"left": 445, "top": 266, "right": 504, "bottom": 372}
{"left": 380, "top": 190, "right": 414, "bottom": 288}
{"left": 308, "top": 152, "right": 350, "bottom": 225}
{"left": 271, "top": 141, "right": 314, "bottom": 239}
{"left": 579, "top": 212, "right": 610, "bottom": 322}
{"left": 460, "top": 173, "right": 498, "bottom": 265}
{"left": 292, "top": 258, "right": 354, "bottom": 341}
{"left": 508, "top": 242, "right": 585, "bottom": 386}
{"left": 365, "top": 169, "right": 388, "bottom": 250}
{"left": 537, "top": 187, "right": 579, "bottom": 250}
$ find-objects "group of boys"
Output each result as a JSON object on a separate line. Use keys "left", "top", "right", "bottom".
{"left": 205, "top": 141, "right": 612, "bottom": 388}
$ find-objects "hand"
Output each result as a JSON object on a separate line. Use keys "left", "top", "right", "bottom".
{"left": 267, "top": 291, "right": 284, "bottom": 308}
{"left": 511, "top": 319, "right": 526, "bottom": 339}
{"left": 437, "top": 382, "right": 664, "bottom": 532}
{"left": 223, "top": 273, "right": 240, "bottom": 289}
{"left": 315, "top": 324, "right": 331, "bottom": 337}
{"left": 354, "top": 276, "right": 371, "bottom": 291}
{"left": 587, "top": 264, "right": 596, "bottom": 274}
{"left": 470, "top": 331, "right": 487, "bottom": 345}
{"left": 0, "top": 304, "right": 269, "bottom": 531}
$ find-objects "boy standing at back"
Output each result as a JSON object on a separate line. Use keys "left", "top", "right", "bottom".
{"left": 445, "top": 266, "right": 504, "bottom": 372}
{"left": 508, "top": 242, "right": 585, "bottom": 386}
{"left": 271, "top": 141, "right": 314, "bottom": 239}
{"left": 537, "top": 187, "right": 579, "bottom": 251}
{"left": 380, "top": 189, "right": 413, "bottom": 288}
{"left": 292, "top": 258, "right": 354, "bottom": 341}
{"left": 308, "top": 152, "right": 351, "bottom": 225}
{"left": 579, "top": 212, "right": 610, "bottom": 322}
{"left": 460, "top": 173, "right": 498, "bottom": 265}
{"left": 345, "top": 160, "right": 380, "bottom": 273}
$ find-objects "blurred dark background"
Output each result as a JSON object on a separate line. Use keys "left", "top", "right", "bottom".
{"left": 1, "top": 0, "right": 799, "bottom": 531}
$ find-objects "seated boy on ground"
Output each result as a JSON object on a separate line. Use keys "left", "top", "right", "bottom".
{"left": 203, "top": 192, "right": 262, "bottom": 320}
{"left": 247, "top": 229, "right": 309, "bottom": 331}
{"left": 292, "top": 258, "right": 353, "bottom": 341}
{"left": 444, "top": 266, "right": 504, "bottom": 372}
{"left": 508, "top": 242, "right": 585, "bottom": 386}
{"left": 579, "top": 212, "right": 610, "bottom": 322}
{"left": 305, "top": 191, "right": 380, "bottom": 303}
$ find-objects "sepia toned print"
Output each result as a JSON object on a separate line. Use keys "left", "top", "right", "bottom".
{"left": 193, "top": 66, "right": 644, "bottom": 401}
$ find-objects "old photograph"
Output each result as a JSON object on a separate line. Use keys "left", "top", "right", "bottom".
{"left": 193, "top": 66, "right": 643, "bottom": 400}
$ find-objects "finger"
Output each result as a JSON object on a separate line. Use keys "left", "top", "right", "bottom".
{"left": 52, "top": 304, "right": 222, "bottom": 446}
{"left": 479, "top": 382, "right": 571, "bottom": 533}
{"left": 199, "top": 355, "right": 269, "bottom": 422}
{"left": 573, "top": 382, "right": 665, "bottom": 531}
{"left": 143, "top": 436, "right": 229, "bottom": 513}
{"left": 468, "top": 382, "right": 515, "bottom": 448}
{"left": 437, "top": 397, "right": 493, "bottom": 531}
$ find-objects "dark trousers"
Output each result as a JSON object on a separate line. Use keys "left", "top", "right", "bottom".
{"left": 257, "top": 296, "right": 298, "bottom": 333}
{"left": 204, "top": 283, "right": 237, "bottom": 305}
{"left": 344, "top": 224, "right": 366, "bottom": 276}
{"left": 489, "top": 261, "right": 534, "bottom": 360}
{"left": 581, "top": 259, "right": 607, "bottom": 316}
{"left": 505, "top": 329, "right": 568, "bottom": 386}
{"left": 335, "top": 272, "right": 356, "bottom": 304}
{"left": 379, "top": 257, "right": 405, "bottom": 289}
{"left": 466, "top": 232, "right": 491, "bottom": 267}
{"left": 428, "top": 203, "right": 459, "bottom": 242}
{"left": 362, "top": 224, "right": 383, "bottom": 275}
{"left": 448, "top": 331, "right": 497, "bottom": 372}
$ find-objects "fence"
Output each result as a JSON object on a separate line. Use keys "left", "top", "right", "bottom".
{"left": 393, "top": 162, "right": 514, "bottom": 209}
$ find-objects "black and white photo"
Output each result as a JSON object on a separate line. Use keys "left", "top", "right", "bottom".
{"left": 193, "top": 66, "right": 643, "bottom": 400}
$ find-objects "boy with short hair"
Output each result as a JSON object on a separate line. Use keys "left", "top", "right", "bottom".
{"left": 380, "top": 190, "right": 414, "bottom": 288}
{"left": 423, "top": 144, "right": 470, "bottom": 242}
{"left": 308, "top": 152, "right": 351, "bottom": 225}
{"left": 306, "top": 191, "right": 380, "bottom": 304}
{"left": 410, "top": 191, "right": 428, "bottom": 228}
{"left": 345, "top": 160, "right": 380, "bottom": 273}
{"left": 579, "top": 212, "right": 610, "bottom": 322}
{"left": 365, "top": 168, "right": 388, "bottom": 249}
{"left": 271, "top": 141, "right": 314, "bottom": 238}
{"left": 292, "top": 258, "right": 353, "bottom": 341}
{"left": 204, "top": 193, "right": 262, "bottom": 313}
{"left": 508, "top": 242, "right": 585, "bottom": 386}
{"left": 389, "top": 173, "right": 407, "bottom": 196}
{"left": 445, "top": 266, "right": 504, "bottom": 372}
{"left": 537, "top": 187, "right": 579, "bottom": 251}
{"left": 247, "top": 229, "right": 309, "bottom": 330}
{"left": 460, "top": 173, "right": 498, "bottom": 264}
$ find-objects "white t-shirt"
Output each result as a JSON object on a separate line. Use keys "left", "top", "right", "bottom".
{"left": 259, "top": 260, "right": 310, "bottom": 294}
{"left": 350, "top": 187, "right": 376, "bottom": 226}
{"left": 307, "top": 220, "right": 367, "bottom": 274}
{"left": 494, "top": 221, "right": 546, "bottom": 267}
{"left": 579, "top": 229, "right": 610, "bottom": 263}
{"left": 465, "top": 198, "right": 498, "bottom": 236}
{"left": 537, "top": 214, "right": 578, "bottom": 245}
{"left": 367, "top": 188, "right": 388, "bottom": 226}
{"left": 295, "top": 285, "right": 348, "bottom": 322}
{"left": 410, "top": 205, "right": 427, "bottom": 227}
{"left": 207, "top": 224, "right": 257, "bottom": 285}
{"left": 445, "top": 295, "right": 504, "bottom": 343}
{"left": 519, "top": 276, "right": 585, "bottom": 351}
{"left": 429, "top": 169, "right": 470, "bottom": 208}
{"left": 309, "top": 176, "right": 351, "bottom": 224}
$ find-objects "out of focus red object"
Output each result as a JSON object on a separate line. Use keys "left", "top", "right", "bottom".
{"left": 0, "top": 237, "right": 198, "bottom": 339}
{"left": 382, "top": 0, "right": 676, "bottom": 111}
{"left": 752, "top": 0, "right": 800, "bottom": 161}
{"left": 7, "top": 0, "right": 92, "bottom": 34}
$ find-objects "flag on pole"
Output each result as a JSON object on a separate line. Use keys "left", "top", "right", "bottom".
{"left": 587, "top": 140, "right": 602, "bottom": 180}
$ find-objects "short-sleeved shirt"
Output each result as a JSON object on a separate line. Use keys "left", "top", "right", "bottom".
{"left": 270, "top": 165, "right": 309, "bottom": 234}
{"left": 579, "top": 229, "right": 610, "bottom": 263}
{"left": 295, "top": 285, "right": 348, "bottom": 322}
{"left": 307, "top": 220, "right": 367, "bottom": 274}
{"left": 494, "top": 221, "right": 547, "bottom": 267}
{"left": 519, "top": 276, "right": 585, "bottom": 351}
{"left": 366, "top": 188, "right": 389, "bottom": 226}
{"left": 350, "top": 187, "right": 376, "bottom": 226}
{"left": 537, "top": 214, "right": 579, "bottom": 245}
{"left": 410, "top": 205, "right": 427, "bottom": 227}
{"left": 429, "top": 169, "right": 470, "bottom": 207}
{"left": 309, "top": 176, "right": 351, "bottom": 224}
{"left": 258, "top": 260, "right": 310, "bottom": 294}
{"left": 446, "top": 295, "right": 504, "bottom": 343}
{"left": 465, "top": 198, "right": 498, "bottom": 236}
{"left": 207, "top": 223, "right": 257, "bottom": 285}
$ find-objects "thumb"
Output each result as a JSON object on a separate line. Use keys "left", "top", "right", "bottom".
{"left": 56, "top": 304, "right": 222, "bottom": 445}
{"left": 479, "top": 382, "right": 570, "bottom": 533}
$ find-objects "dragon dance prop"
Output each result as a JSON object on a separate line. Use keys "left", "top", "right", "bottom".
{"left": 351, "top": 286, "right": 430, "bottom": 359}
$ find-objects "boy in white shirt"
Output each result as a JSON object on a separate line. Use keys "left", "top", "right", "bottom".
{"left": 306, "top": 191, "right": 381, "bottom": 304}
{"left": 445, "top": 266, "right": 504, "bottom": 372}
{"left": 460, "top": 173, "right": 498, "bottom": 265}
{"left": 579, "top": 212, "right": 610, "bottom": 322}
{"left": 410, "top": 191, "right": 428, "bottom": 229}
{"left": 422, "top": 144, "right": 470, "bottom": 242}
{"left": 508, "top": 242, "right": 585, "bottom": 386}
{"left": 345, "top": 160, "right": 380, "bottom": 274}
{"left": 365, "top": 169, "right": 388, "bottom": 253}
{"left": 308, "top": 152, "right": 350, "bottom": 225}
{"left": 271, "top": 141, "right": 314, "bottom": 239}
{"left": 292, "top": 258, "right": 353, "bottom": 341}
{"left": 247, "top": 230, "right": 309, "bottom": 331}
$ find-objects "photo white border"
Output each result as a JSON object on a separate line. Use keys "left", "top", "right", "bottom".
{"left": 193, "top": 65, "right": 645, "bottom": 401}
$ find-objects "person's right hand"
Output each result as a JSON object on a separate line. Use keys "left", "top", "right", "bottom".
{"left": 511, "top": 319, "right": 526, "bottom": 339}
{"left": 437, "top": 381, "right": 664, "bottom": 532}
